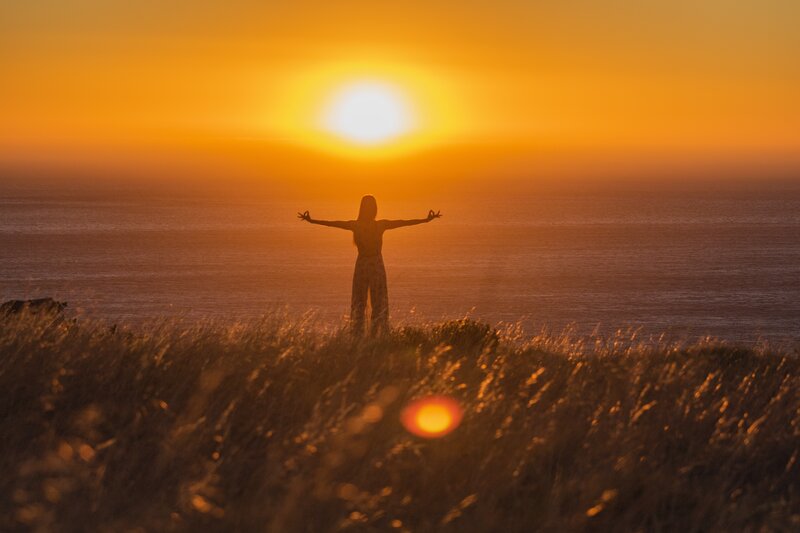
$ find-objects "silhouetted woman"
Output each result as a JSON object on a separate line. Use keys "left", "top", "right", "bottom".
{"left": 298, "top": 195, "right": 441, "bottom": 335}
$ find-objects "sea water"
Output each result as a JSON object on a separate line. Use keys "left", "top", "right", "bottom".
{"left": 2, "top": 184, "right": 799, "bottom": 343}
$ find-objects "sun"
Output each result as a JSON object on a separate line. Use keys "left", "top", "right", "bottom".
{"left": 264, "top": 60, "right": 468, "bottom": 157}
{"left": 321, "top": 81, "right": 415, "bottom": 145}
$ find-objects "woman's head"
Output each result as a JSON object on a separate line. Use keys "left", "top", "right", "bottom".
{"left": 357, "top": 195, "right": 378, "bottom": 221}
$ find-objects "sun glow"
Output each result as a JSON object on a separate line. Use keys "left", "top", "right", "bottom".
{"left": 322, "top": 82, "right": 414, "bottom": 145}
{"left": 401, "top": 396, "right": 463, "bottom": 438}
{"left": 262, "top": 60, "right": 469, "bottom": 158}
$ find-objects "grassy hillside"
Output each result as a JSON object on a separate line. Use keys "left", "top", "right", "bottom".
{"left": 1, "top": 312, "right": 798, "bottom": 531}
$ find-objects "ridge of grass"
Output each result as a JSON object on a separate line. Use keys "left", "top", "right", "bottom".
{"left": 1, "top": 312, "right": 798, "bottom": 531}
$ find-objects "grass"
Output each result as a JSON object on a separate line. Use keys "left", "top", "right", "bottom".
{"left": 1, "top": 311, "right": 798, "bottom": 532}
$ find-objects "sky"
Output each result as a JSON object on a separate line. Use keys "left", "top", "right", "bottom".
{"left": 1, "top": 1, "right": 799, "bottom": 190}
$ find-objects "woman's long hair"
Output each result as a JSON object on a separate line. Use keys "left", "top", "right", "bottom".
{"left": 354, "top": 195, "right": 377, "bottom": 247}
{"left": 357, "top": 195, "right": 378, "bottom": 221}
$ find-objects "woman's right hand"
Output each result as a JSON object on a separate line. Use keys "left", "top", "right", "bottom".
{"left": 426, "top": 209, "right": 442, "bottom": 221}
{"left": 297, "top": 210, "right": 311, "bottom": 222}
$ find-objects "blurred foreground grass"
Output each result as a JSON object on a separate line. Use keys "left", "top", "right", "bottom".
{"left": 1, "top": 311, "right": 799, "bottom": 532}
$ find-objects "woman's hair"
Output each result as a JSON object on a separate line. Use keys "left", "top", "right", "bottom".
{"left": 357, "top": 195, "right": 378, "bottom": 221}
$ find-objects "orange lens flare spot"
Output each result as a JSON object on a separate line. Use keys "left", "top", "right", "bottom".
{"left": 400, "top": 396, "right": 463, "bottom": 438}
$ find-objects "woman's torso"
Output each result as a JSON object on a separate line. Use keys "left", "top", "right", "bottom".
{"left": 352, "top": 220, "right": 385, "bottom": 257}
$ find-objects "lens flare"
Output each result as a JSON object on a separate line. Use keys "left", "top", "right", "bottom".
{"left": 401, "top": 396, "right": 463, "bottom": 438}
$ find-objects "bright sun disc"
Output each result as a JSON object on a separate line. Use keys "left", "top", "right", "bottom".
{"left": 401, "top": 396, "right": 463, "bottom": 438}
{"left": 322, "top": 81, "right": 414, "bottom": 145}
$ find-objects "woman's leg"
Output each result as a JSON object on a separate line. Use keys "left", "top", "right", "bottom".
{"left": 369, "top": 257, "right": 389, "bottom": 335}
{"left": 350, "top": 258, "right": 368, "bottom": 335}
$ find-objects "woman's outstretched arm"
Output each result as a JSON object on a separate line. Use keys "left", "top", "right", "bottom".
{"left": 297, "top": 211, "right": 354, "bottom": 230}
{"left": 382, "top": 210, "right": 442, "bottom": 230}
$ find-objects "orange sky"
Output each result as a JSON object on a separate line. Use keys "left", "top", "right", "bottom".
{"left": 2, "top": 1, "right": 799, "bottom": 186}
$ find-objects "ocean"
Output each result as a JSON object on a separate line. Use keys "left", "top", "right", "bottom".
{"left": 2, "top": 184, "right": 799, "bottom": 344}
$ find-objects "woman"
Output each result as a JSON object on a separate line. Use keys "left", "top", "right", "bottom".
{"left": 298, "top": 195, "right": 441, "bottom": 335}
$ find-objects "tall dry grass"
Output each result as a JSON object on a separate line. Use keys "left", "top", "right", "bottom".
{"left": 1, "top": 311, "right": 798, "bottom": 532}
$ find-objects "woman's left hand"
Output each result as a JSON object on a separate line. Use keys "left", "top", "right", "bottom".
{"left": 427, "top": 209, "right": 442, "bottom": 221}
